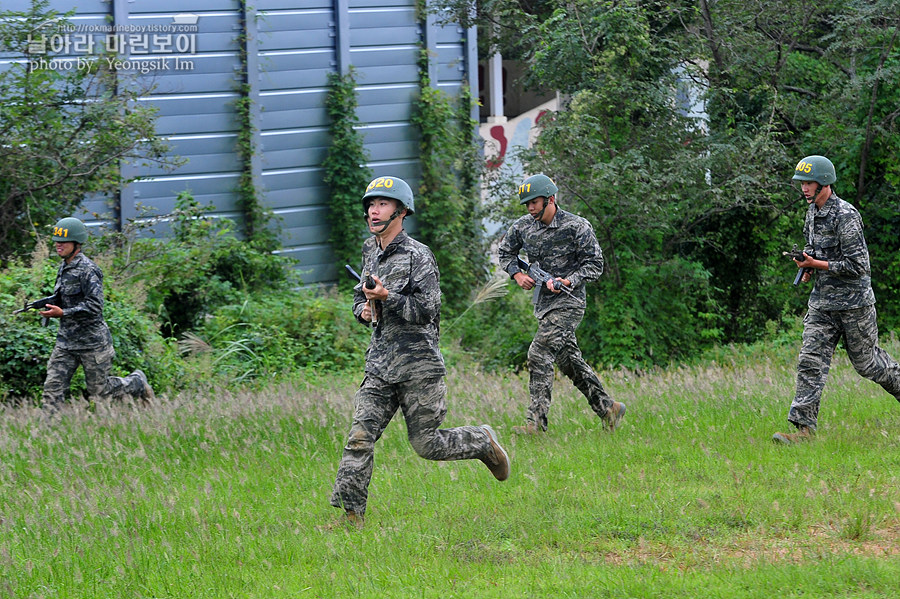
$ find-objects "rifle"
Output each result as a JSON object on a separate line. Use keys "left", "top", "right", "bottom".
{"left": 12, "top": 293, "right": 59, "bottom": 327}
{"left": 344, "top": 265, "right": 378, "bottom": 326}
{"left": 516, "top": 257, "right": 574, "bottom": 297}
{"left": 783, "top": 244, "right": 815, "bottom": 286}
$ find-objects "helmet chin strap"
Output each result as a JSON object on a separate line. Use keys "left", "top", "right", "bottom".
{"left": 533, "top": 196, "right": 552, "bottom": 221}
{"left": 365, "top": 208, "right": 403, "bottom": 235}
{"left": 58, "top": 243, "right": 80, "bottom": 260}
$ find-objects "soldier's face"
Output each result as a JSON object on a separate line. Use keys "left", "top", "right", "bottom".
{"left": 800, "top": 181, "right": 818, "bottom": 200}
{"left": 54, "top": 241, "right": 76, "bottom": 258}
{"left": 525, "top": 196, "right": 546, "bottom": 217}
{"left": 367, "top": 198, "right": 403, "bottom": 234}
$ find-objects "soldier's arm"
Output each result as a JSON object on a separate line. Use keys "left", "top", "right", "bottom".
{"left": 60, "top": 268, "right": 104, "bottom": 319}
{"left": 802, "top": 209, "right": 815, "bottom": 256}
{"left": 831, "top": 213, "right": 870, "bottom": 278}
{"left": 379, "top": 249, "right": 441, "bottom": 324}
{"left": 497, "top": 222, "right": 524, "bottom": 279}
{"left": 352, "top": 282, "right": 369, "bottom": 324}
{"left": 566, "top": 222, "right": 604, "bottom": 288}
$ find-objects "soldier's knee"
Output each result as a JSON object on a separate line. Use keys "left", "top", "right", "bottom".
{"left": 528, "top": 344, "right": 552, "bottom": 368}
{"left": 346, "top": 428, "right": 375, "bottom": 453}
{"left": 408, "top": 432, "right": 437, "bottom": 459}
{"left": 849, "top": 356, "right": 879, "bottom": 380}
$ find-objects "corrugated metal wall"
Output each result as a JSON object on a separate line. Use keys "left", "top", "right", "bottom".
{"left": 3, "top": 0, "right": 476, "bottom": 284}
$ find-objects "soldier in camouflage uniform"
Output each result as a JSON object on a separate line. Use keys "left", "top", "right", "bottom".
{"left": 773, "top": 156, "right": 900, "bottom": 444}
{"left": 39, "top": 217, "right": 155, "bottom": 415}
{"left": 330, "top": 176, "right": 510, "bottom": 526}
{"left": 497, "top": 174, "right": 626, "bottom": 434}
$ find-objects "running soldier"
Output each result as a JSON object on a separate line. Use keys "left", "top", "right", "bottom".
{"left": 330, "top": 176, "right": 510, "bottom": 526}
{"left": 39, "top": 217, "right": 155, "bottom": 414}
{"left": 498, "top": 174, "right": 626, "bottom": 434}
{"left": 773, "top": 156, "right": 900, "bottom": 444}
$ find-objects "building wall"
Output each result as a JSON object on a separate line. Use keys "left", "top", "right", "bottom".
{"left": 0, "top": 0, "right": 476, "bottom": 284}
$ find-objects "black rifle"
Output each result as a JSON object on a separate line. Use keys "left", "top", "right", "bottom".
{"left": 12, "top": 293, "right": 59, "bottom": 327}
{"left": 344, "top": 265, "right": 378, "bottom": 326}
{"left": 516, "top": 257, "right": 574, "bottom": 297}
{"left": 783, "top": 244, "right": 815, "bottom": 286}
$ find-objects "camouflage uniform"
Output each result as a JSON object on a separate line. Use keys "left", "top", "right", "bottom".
{"left": 788, "top": 193, "right": 900, "bottom": 429}
{"left": 498, "top": 209, "right": 614, "bottom": 430}
{"left": 42, "top": 253, "right": 146, "bottom": 411}
{"left": 330, "top": 231, "right": 497, "bottom": 516}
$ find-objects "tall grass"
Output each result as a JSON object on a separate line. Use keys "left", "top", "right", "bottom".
{"left": 1, "top": 340, "right": 898, "bottom": 598}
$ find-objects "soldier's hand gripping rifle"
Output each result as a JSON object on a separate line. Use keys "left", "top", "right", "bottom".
{"left": 12, "top": 293, "right": 59, "bottom": 327}
{"left": 783, "top": 244, "right": 815, "bottom": 286}
{"left": 344, "top": 265, "right": 378, "bottom": 326}
{"left": 516, "top": 257, "right": 574, "bottom": 297}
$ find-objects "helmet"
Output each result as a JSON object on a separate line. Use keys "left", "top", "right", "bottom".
{"left": 792, "top": 155, "right": 836, "bottom": 186}
{"left": 518, "top": 174, "right": 558, "bottom": 204}
{"left": 51, "top": 217, "right": 89, "bottom": 244}
{"left": 362, "top": 176, "right": 415, "bottom": 215}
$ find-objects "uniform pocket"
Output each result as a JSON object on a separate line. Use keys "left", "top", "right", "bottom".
{"left": 816, "top": 234, "right": 839, "bottom": 261}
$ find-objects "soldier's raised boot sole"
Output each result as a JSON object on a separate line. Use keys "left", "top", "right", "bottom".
{"left": 480, "top": 424, "right": 510, "bottom": 481}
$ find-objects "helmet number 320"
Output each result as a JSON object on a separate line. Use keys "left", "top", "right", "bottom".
{"left": 366, "top": 177, "right": 395, "bottom": 192}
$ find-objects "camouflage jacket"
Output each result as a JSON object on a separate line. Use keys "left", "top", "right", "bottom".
{"left": 497, "top": 208, "right": 604, "bottom": 318}
{"left": 803, "top": 193, "right": 875, "bottom": 311}
{"left": 353, "top": 230, "right": 446, "bottom": 384}
{"left": 53, "top": 253, "right": 113, "bottom": 351}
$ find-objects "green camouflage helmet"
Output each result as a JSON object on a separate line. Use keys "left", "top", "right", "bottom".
{"left": 792, "top": 155, "right": 836, "bottom": 186}
{"left": 518, "top": 174, "right": 558, "bottom": 204}
{"left": 51, "top": 217, "right": 89, "bottom": 244}
{"left": 362, "top": 176, "right": 415, "bottom": 215}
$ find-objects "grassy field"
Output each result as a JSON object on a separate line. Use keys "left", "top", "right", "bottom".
{"left": 1, "top": 341, "right": 899, "bottom": 598}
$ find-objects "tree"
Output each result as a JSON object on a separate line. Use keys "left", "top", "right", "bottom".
{"left": 0, "top": 0, "right": 177, "bottom": 259}
{"left": 430, "top": 0, "right": 900, "bottom": 363}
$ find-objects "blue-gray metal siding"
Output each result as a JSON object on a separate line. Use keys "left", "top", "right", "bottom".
{"left": 0, "top": 0, "right": 476, "bottom": 284}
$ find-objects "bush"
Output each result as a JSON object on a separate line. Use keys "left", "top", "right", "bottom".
{"left": 449, "top": 280, "right": 536, "bottom": 371}
{"left": 0, "top": 243, "right": 176, "bottom": 403}
{"left": 180, "top": 288, "right": 370, "bottom": 386}
{"left": 93, "top": 192, "right": 294, "bottom": 338}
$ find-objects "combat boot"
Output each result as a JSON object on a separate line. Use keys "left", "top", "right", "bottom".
{"left": 133, "top": 370, "right": 156, "bottom": 402}
{"left": 512, "top": 422, "right": 542, "bottom": 435}
{"left": 320, "top": 510, "right": 364, "bottom": 531}
{"left": 601, "top": 401, "right": 627, "bottom": 431}
{"left": 772, "top": 425, "right": 814, "bottom": 445}
{"left": 345, "top": 510, "right": 364, "bottom": 528}
{"left": 479, "top": 424, "right": 510, "bottom": 481}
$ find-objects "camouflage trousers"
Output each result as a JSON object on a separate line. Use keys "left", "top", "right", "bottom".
{"left": 330, "top": 375, "right": 493, "bottom": 516}
{"left": 790, "top": 305, "right": 900, "bottom": 429}
{"left": 42, "top": 342, "right": 143, "bottom": 412}
{"left": 526, "top": 308, "right": 613, "bottom": 431}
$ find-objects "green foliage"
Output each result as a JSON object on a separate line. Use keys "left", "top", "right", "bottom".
{"left": 447, "top": 0, "right": 900, "bottom": 368}
{"left": 581, "top": 258, "right": 723, "bottom": 369}
{"left": 94, "top": 192, "right": 294, "bottom": 339}
{"left": 233, "top": 2, "right": 279, "bottom": 251}
{"left": 449, "top": 279, "right": 535, "bottom": 371}
{"left": 0, "top": 194, "right": 371, "bottom": 403}
{"left": 3, "top": 348, "right": 900, "bottom": 596}
{"left": 0, "top": 242, "right": 176, "bottom": 402}
{"left": 323, "top": 68, "right": 372, "bottom": 275}
{"left": 0, "top": 247, "right": 65, "bottom": 400}
{"left": 184, "top": 290, "right": 370, "bottom": 385}
{"left": 0, "top": 0, "right": 178, "bottom": 259}
{"left": 412, "top": 51, "right": 487, "bottom": 316}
